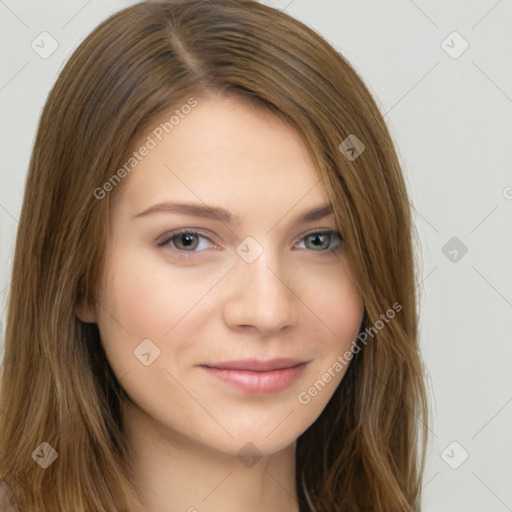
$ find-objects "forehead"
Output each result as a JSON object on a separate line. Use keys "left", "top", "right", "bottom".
{"left": 111, "top": 96, "right": 326, "bottom": 218}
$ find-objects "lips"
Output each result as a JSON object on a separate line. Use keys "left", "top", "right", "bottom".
{"left": 200, "top": 358, "right": 305, "bottom": 372}
{"left": 198, "top": 358, "right": 308, "bottom": 394}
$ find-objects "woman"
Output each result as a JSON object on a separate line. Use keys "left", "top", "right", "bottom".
{"left": 0, "top": 0, "right": 429, "bottom": 510}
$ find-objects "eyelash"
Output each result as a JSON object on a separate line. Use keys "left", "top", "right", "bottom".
{"left": 156, "top": 228, "right": 343, "bottom": 256}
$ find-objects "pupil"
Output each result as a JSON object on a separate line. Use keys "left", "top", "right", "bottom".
{"left": 178, "top": 233, "right": 196, "bottom": 248}
{"left": 311, "top": 233, "right": 328, "bottom": 249}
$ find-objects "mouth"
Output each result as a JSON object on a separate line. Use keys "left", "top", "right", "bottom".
{"left": 198, "top": 358, "right": 308, "bottom": 394}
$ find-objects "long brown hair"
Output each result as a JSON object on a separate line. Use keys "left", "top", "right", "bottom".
{"left": 0, "top": 1, "right": 429, "bottom": 510}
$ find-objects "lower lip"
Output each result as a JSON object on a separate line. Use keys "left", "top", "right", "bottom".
{"left": 200, "top": 363, "right": 307, "bottom": 394}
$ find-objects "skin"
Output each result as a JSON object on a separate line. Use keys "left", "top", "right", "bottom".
{"left": 78, "top": 95, "right": 365, "bottom": 512}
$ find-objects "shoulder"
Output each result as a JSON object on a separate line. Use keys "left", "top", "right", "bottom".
{"left": 0, "top": 476, "right": 20, "bottom": 512}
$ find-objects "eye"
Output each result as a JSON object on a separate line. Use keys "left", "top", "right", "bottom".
{"left": 295, "top": 230, "right": 343, "bottom": 254}
{"left": 156, "top": 229, "right": 216, "bottom": 253}
{"left": 156, "top": 229, "right": 343, "bottom": 255}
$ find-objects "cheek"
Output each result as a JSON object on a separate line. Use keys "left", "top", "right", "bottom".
{"left": 95, "top": 248, "right": 222, "bottom": 382}
{"left": 309, "top": 263, "right": 364, "bottom": 354}
{"left": 94, "top": 250, "right": 173, "bottom": 376}
{"left": 295, "top": 269, "right": 364, "bottom": 413}
{"left": 98, "top": 248, "right": 206, "bottom": 339}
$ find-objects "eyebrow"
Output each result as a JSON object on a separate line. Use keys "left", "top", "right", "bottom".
{"left": 132, "top": 201, "right": 334, "bottom": 225}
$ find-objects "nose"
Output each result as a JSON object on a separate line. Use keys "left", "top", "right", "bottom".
{"left": 223, "top": 246, "right": 300, "bottom": 336}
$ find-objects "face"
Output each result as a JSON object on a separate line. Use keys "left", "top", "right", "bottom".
{"left": 83, "top": 95, "right": 364, "bottom": 457}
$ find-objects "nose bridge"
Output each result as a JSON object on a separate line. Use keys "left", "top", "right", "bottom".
{"left": 245, "top": 247, "right": 286, "bottom": 302}
{"left": 225, "top": 238, "right": 300, "bottom": 332}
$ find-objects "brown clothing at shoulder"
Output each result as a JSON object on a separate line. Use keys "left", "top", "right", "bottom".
{"left": 0, "top": 477, "right": 20, "bottom": 512}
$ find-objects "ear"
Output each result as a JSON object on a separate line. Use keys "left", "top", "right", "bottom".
{"left": 75, "top": 296, "right": 97, "bottom": 324}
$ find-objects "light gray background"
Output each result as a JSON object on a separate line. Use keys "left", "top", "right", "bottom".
{"left": 1, "top": 1, "right": 511, "bottom": 511}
